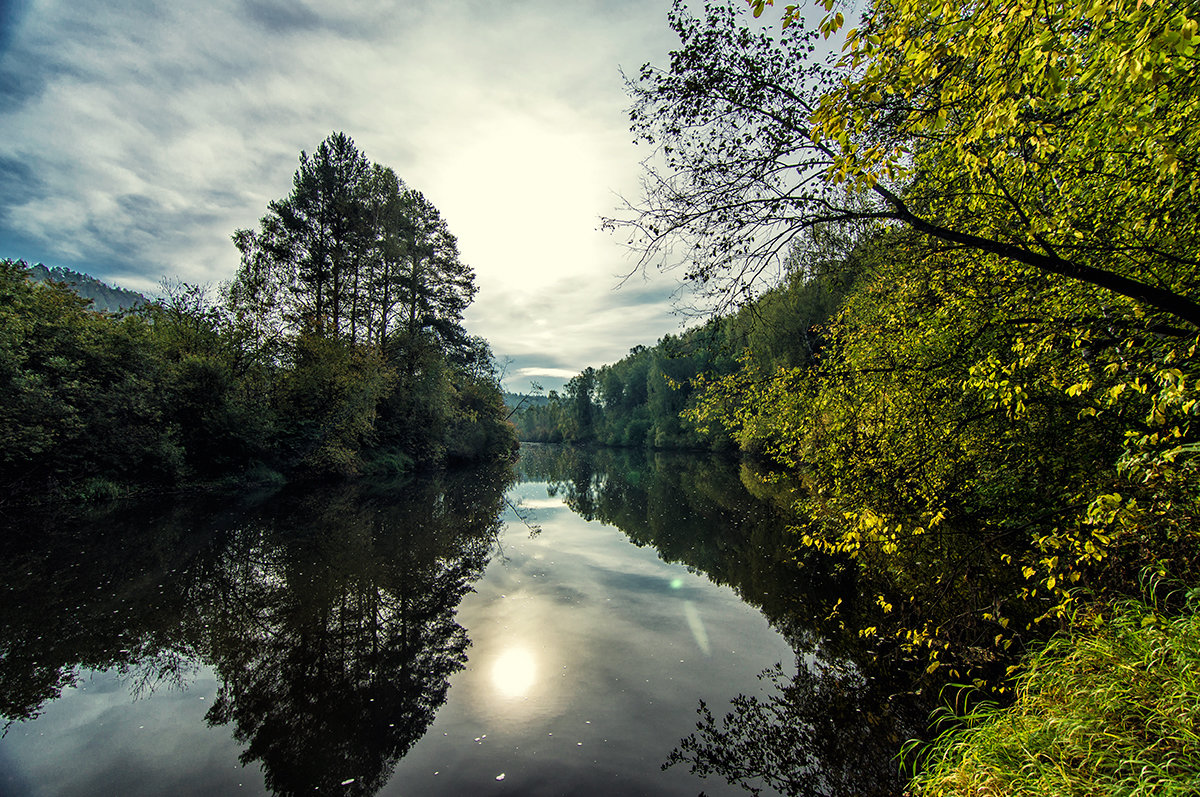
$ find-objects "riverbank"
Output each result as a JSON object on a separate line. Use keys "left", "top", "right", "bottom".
{"left": 910, "top": 593, "right": 1200, "bottom": 796}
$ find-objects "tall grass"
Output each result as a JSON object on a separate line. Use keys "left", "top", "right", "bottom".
{"left": 909, "top": 596, "right": 1200, "bottom": 796}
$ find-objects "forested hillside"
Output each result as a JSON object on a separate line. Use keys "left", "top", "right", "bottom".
{"left": 512, "top": 224, "right": 856, "bottom": 448}
{"left": 0, "top": 133, "right": 516, "bottom": 502}
{"left": 26, "top": 264, "right": 148, "bottom": 313}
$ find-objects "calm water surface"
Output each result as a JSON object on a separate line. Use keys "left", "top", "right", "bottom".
{"left": 0, "top": 446, "right": 919, "bottom": 796}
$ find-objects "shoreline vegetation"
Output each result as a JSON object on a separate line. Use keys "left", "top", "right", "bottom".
{"left": 1, "top": 133, "right": 517, "bottom": 507}
{"left": 911, "top": 592, "right": 1200, "bottom": 796}
{"left": 7, "top": 0, "right": 1200, "bottom": 790}
{"left": 510, "top": 0, "right": 1200, "bottom": 792}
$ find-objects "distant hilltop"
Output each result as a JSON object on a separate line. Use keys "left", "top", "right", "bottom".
{"left": 25, "top": 263, "right": 148, "bottom": 314}
{"left": 502, "top": 392, "right": 551, "bottom": 410}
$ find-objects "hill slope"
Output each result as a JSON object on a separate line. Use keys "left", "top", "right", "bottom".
{"left": 25, "top": 263, "right": 147, "bottom": 313}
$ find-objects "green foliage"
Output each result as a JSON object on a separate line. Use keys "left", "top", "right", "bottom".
{"left": 226, "top": 132, "right": 513, "bottom": 475}
{"left": 512, "top": 340, "right": 709, "bottom": 448}
{"left": 1, "top": 134, "right": 515, "bottom": 499}
{"left": 621, "top": 0, "right": 1200, "bottom": 328}
{"left": 74, "top": 477, "right": 124, "bottom": 504}
{"left": 910, "top": 597, "right": 1200, "bottom": 796}
{"left": 688, "top": 228, "right": 1200, "bottom": 678}
{"left": 443, "top": 370, "right": 518, "bottom": 464}
{"left": 276, "top": 330, "right": 396, "bottom": 477}
{"left": 513, "top": 240, "right": 856, "bottom": 449}
{"left": 814, "top": 0, "right": 1200, "bottom": 319}
{"left": 229, "top": 134, "right": 476, "bottom": 354}
{"left": 0, "top": 259, "right": 185, "bottom": 493}
{"left": 676, "top": 227, "right": 1200, "bottom": 785}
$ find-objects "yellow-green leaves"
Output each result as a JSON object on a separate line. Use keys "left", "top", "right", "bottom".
{"left": 801, "top": 0, "right": 1200, "bottom": 324}
{"left": 747, "top": 0, "right": 772, "bottom": 17}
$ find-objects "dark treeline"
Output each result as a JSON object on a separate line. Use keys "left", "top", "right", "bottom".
{"left": 512, "top": 225, "right": 857, "bottom": 449}
{"left": 0, "top": 133, "right": 517, "bottom": 502}
{"left": 0, "top": 463, "right": 513, "bottom": 795}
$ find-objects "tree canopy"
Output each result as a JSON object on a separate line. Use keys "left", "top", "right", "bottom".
{"left": 1, "top": 133, "right": 516, "bottom": 499}
{"left": 229, "top": 133, "right": 476, "bottom": 357}
{"left": 615, "top": 0, "right": 1200, "bottom": 326}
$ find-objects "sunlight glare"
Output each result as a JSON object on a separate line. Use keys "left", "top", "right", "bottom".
{"left": 492, "top": 647, "right": 537, "bottom": 697}
{"left": 683, "top": 600, "right": 712, "bottom": 656}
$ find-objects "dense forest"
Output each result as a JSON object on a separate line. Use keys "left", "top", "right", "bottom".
{"left": 516, "top": 0, "right": 1200, "bottom": 793}
{"left": 0, "top": 133, "right": 516, "bottom": 502}
{"left": 512, "top": 223, "right": 856, "bottom": 449}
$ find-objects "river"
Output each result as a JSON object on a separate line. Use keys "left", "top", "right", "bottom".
{"left": 0, "top": 445, "right": 925, "bottom": 796}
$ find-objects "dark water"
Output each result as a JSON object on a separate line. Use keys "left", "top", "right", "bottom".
{"left": 0, "top": 446, "right": 923, "bottom": 796}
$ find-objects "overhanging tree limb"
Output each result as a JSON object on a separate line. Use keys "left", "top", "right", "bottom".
{"left": 618, "top": 0, "right": 1200, "bottom": 329}
{"left": 871, "top": 183, "right": 1200, "bottom": 329}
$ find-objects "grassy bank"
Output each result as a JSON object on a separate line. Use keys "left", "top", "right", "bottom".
{"left": 909, "top": 595, "right": 1200, "bottom": 796}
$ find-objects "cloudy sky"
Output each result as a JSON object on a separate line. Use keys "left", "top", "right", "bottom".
{"left": 0, "top": 0, "right": 735, "bottom": 392}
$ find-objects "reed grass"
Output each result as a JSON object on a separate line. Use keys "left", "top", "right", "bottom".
{"left": 909, "top": 597, "right": 1200, "bottom": 796}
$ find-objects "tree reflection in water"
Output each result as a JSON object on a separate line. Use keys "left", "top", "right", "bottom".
{"left": 0, "top": 464, "right": 512, "bottom": 796}
{"left": 4, "top": 447, "right": 938, "bottom": 796}
{"left": 663, "top": 660, "right": 924, "bottom": 797}
{"left": 200, "top": 473, "right": 508, "bottom": 795}
{"left": 0, "top": 493, "right": 225, "bottom": 729}
{"left": 519, "top": 445, "right": 931, "bottom": 797}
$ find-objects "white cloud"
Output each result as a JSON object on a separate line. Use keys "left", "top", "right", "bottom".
{"left": 0, "top": 0, "right": 698, "bottom": 378}
{"left": 514, "top": 367, "right": 579, "bottom": 380}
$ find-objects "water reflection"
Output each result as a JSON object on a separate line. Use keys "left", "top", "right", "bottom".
{"left": 682, "top": 601, "right": 712, "bottom": 656}
{"left": 0, "top": 493, "right": 223, "bottom": 728}
{"left": 664, "top": 661, "right": 913, "bottom": 797}
{"left": 518, "top": 445, "right": 931, "bottom": 797}
{"left": 518, "top": 445, "right": 839, "bottom": 642}
{"left": 2, "top": 448, "right": 930, "bottom": 796}
{"left": 491, "top": 647, "right": 537, "bottom": 697}
{"left": 0, "top": 465, "right": 512, "bottom": 795}
{"left": 198, "top": 476, "right": 507, "bottom": 795}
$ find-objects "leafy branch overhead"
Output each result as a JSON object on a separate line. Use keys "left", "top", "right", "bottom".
{"left": 615, "top": 0, "right": 1200, "bottom": 326}
{"left": 588, "top": 0, "right": 1200, "bottom": 707}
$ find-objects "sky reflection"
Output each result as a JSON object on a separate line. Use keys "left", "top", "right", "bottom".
{"left": 0, "top": 459, "right": 802, "bottom": 796}
{"left": 491, "top": 648, "right": 537, "bottom": 698}
{"left": 387, "top": 478, "right": 795, "bottom": 795}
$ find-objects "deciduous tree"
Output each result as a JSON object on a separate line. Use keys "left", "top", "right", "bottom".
{"left": 615, "top": 0, "right": 1200, "bottom": 327}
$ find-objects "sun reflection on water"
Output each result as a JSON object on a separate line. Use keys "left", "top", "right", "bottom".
{"left": 491, "top": 648, "right": 537, "bottom": 697}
